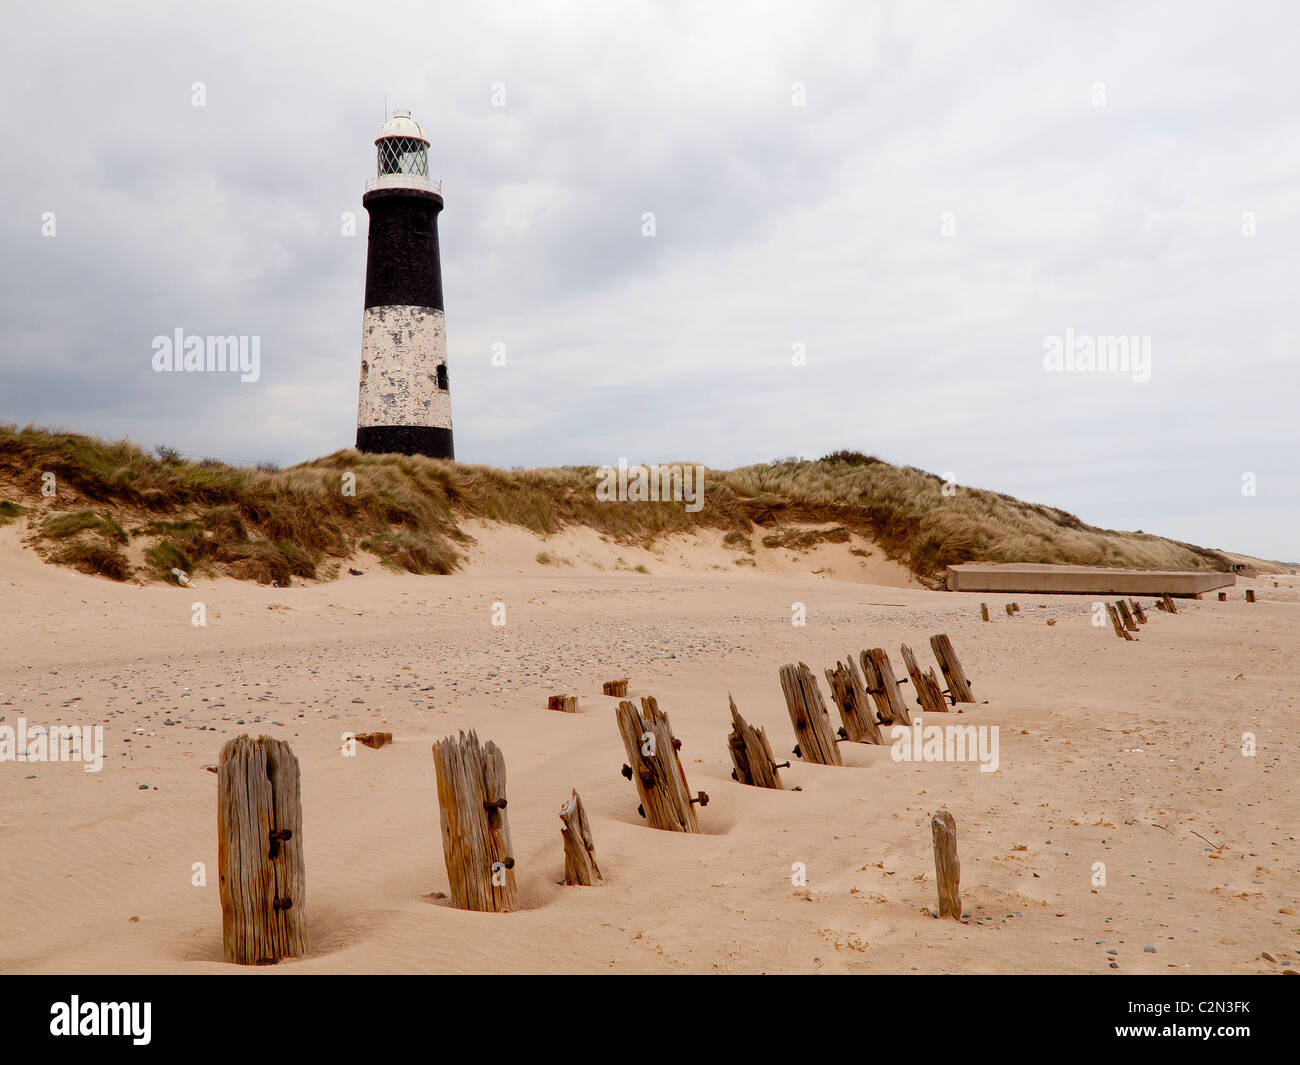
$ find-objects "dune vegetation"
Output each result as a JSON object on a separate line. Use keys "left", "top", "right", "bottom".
{"left": 0, "top": 425, "right": 1286, "bottom": 585}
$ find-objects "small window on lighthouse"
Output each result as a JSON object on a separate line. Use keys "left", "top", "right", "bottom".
{"left": 436, "top": 364, "right": 448, "bottom": 391}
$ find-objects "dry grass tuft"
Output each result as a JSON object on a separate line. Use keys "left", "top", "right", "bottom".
{"left": 760, "top": 526, "right": 850, "bottom": 552}
{"left": 42, "top": 509, "right": 127, "bottom": 544}
{"left": 51, "top": 539, "right": 132, "bottom": 581}
{"left": 362, "top": 530, "right": 459, "bottom": 575}
{"left": 722, "top": 530, "right": 755, "bottom": 554}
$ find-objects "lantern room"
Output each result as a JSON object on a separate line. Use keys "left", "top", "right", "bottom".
{"left": 367, "top": 109, "right": 436, "bottom": 193}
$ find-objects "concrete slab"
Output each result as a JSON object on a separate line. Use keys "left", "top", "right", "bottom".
{"left": 945, "top": 563, "right": 1235, "bottom": 597}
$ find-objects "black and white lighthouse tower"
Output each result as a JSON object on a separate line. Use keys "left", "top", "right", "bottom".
{"left": 355, "top": 110, "right": 454, "bottom": 459}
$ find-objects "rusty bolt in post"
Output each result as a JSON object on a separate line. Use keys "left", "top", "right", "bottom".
{"left": 690, "top": 791, "right": 710, "bottom": 807}
{"left": 267, "top": 827, "right": 293, "bottom": 859}
{"left": 621, "top": 763, "right": 633, "bottom": 780}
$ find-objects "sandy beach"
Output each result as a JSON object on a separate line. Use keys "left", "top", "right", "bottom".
{"left": 1, "top": 521, "right": 1295, "bottom": 974}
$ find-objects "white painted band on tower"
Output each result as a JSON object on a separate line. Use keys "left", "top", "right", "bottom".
{"left": 357, "top": 305, "right": 451, "bottom": 429}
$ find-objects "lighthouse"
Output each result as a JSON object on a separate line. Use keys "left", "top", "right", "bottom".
{"left": 355, "top": 110, "right": 454, "bottom": 459}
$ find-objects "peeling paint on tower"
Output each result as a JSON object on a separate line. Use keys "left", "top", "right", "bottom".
{"left": 357, "top": 306, "right": 450, "bottom": 427}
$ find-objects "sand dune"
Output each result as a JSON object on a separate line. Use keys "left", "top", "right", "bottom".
{"left": 1, "top": 522, "right": 1295, "bottom": 974}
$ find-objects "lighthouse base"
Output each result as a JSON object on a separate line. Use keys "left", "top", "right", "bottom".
{"left": 356, "top": 425, "right": 455, "bottom": 460}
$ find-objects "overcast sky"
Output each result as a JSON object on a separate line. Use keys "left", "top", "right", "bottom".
{"left": 1, "top": 1, "right": 1296, "bottom": 560}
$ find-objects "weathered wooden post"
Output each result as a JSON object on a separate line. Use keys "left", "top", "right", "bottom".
{"left": 727, "top": 695, "right": 787, "bottom": 788}
{"left": 980, "top": 603, "right": 990, "bottom": 622}
{"left": 431, "top": 730, "right": 518, "bottom": 912}
{"left": 217, "top": 735, "right": 308, "bottom": 965}
{"left": 1116, "top": 600, "right": 1138, "bottom": 632}
{"left": 1106, "top": 603, "right": 1134, "bottom": 640}
{"left": 1130, "top": 599, "right": 1148, "bottom": 623}
{"left": 1162, "top": 593, "right": 1178, "bottom": 614}
{"left": 602, "top": 679, "right": 629, "bottom": 697}
{"left": 823, "top": 659, "right": 884, "bottom": 743}
{"left": 1011, "top": 602, "right": 1021, "bottom": 613}
{"left": 1246, "top": 589, "right": 1256, "bottom": 603}
{"left": 559, "top": 790, "right": 602, "bottom": 886}
{"left": 900, "top": 643, "right": 948, "bottom": 714}
{"left": 929, "top": 635, "right": 975, "bottom": 703}
{"left": 1218, "top": 591, "right": 1227, "bottom": 602}
{"left": 547, "top": 695, "right": 578, "bottom": 713}
{"left": 779, "top": 662, "right": 843, "bottom": 765}
{"left": 1004, "top": 603, "right": 1015, "bottom": 616}
{"left": 617, "top": 696, "right": 704, "bottom": 831}
{"left": 931, "top": 810, "right": 961, "bottom": 920}
{"left": 860, "top": 649, "right": 912, "bottom": 725}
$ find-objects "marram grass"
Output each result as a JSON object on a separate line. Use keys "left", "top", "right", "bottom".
{"left": 0, "top": 426, "right": 1285, "bottom": 585}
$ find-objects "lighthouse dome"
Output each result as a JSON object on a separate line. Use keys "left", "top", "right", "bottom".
{"left": 375, "top": 109, "right": 429, "bottom": 146}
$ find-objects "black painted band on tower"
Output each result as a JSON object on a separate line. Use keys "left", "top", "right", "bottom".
{"left": 356, "top": 425, "right": 455, "bottom": 458}
{"left": 362, "top": 187, "right": 444, "bottom": 311}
